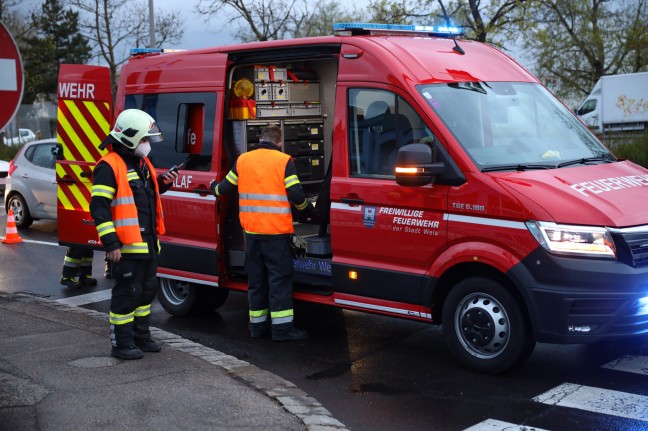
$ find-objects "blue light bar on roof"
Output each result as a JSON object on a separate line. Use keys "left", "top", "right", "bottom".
{"left": 130, "top": 48, "right": 164, "bottom": 55}
{"left": 333, "top": 22, "right": 463, "bottom": 36}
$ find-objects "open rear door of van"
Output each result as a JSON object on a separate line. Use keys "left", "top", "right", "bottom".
{"left": 56, "top": 64, "right": 113, "bottom": 248}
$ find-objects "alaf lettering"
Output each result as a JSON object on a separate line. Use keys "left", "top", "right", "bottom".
{"left": 58, "top": 82, "right": 95, "bottom": 99}
{"left": 173, "top": 175, "right": 193, "bottom": 189}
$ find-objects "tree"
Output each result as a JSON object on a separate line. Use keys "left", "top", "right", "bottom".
{"left": 523, "top": 0, "right": 648, "bottom": 98}
{"left": 22, "top": 0, "right": 92, "bottom": 103}
{"left": 366, "top": 0, "right": 412, "bottom": 23}
{"left": 0, "top": 0, "right": 34, "bottom": 45}
{"left": 288, "top": 0, "right": 366, "bottom": 38}
{"left": 66, "top": 0, "right": 185, "bottom": 93}
{"left": 196, "top": 0, "right": 296, "bottom": 42}
{"left": 450, "top": 0, "right": 535, "bottom": 45}
{"left": 196, "top": 0, "right": 365, "bottom": 41}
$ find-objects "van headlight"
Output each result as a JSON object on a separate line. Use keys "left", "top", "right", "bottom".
{"left": 526, "top": 221, "right": 616, "bottom": 258}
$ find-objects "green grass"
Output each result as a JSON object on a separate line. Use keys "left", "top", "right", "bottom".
{"left": 605, "top": 132, "right": 648, "bottom": 168}
{"left": 0, "top": 142, "right": 23, "bottom": 162}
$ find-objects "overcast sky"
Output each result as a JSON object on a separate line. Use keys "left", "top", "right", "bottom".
{"left": 16, "top": 0, "right": 531, "bottom": 70}
{"left": 18, "top": 0, "right": 365, "bottom": 49}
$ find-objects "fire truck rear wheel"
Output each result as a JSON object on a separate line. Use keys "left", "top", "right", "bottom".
{"left": 157, "top": 278, "right": 229, "bottom": 316}
{"left": 442, "top": 277, "right": 535, "bottom": 374}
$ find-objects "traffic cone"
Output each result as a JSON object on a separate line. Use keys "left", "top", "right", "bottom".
{"left": 2, "top": 209, "right": 23, "bottom": 244}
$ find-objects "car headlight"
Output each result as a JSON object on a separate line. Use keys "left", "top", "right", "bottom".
{"left": 526, "top": 221, "right": 616, "bottom": 258}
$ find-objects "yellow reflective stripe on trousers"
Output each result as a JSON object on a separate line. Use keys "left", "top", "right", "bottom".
{"left": 64, "top": 256, "right": 82, "bottom": 267}
{"left": 249, "top": 309, "right": 269, "bottom": 323}
{"left": 109, "top": 311, "right": 134, "bottom": 325}
{"left": 121, "top": 242, "right": 149, "bottom": 254}
{"left": 270, "top": 309, "right": 294, "bottom": 324}
{"left": 134, "top": 304, "right": 151, "bottom": 317}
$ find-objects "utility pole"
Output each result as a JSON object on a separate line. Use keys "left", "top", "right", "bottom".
{"left": 148, "top": 0, "right": 156, "bottom": 47}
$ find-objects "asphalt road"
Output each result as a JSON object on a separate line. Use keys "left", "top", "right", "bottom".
{"left": 1, "top": 214, "right": 647, "bottom": 431}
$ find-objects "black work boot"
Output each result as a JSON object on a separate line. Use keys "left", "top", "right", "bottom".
{"left": 110, "top": 321, "right": 143, "bottom": 359}
{"left": 111, "top": 345, "right": 144, "bottom": 360}
{"left": 135, "top": 339, "right": 162, "bottom": 352}
{"left": 60, "top": 276, "right": 81, "bottom": 289}
{"left": 134, "top": 315, "right": 161, "bottom": 352}
{"left": 79, "top": 275, "right": 98, "bottom": 286}
{"left": 272, "top": 323, "right": 309, "bottom": 342}
{"left": 249, "top": 322, "right": 271, "bottom": 339}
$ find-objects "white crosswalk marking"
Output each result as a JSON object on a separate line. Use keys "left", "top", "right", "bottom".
{"left": 533, "top": 382, "right": 648, "bottom": 422}
{"left": 56, "top": 289, "right": 111, "bottom": 306}
{"left": 602, "top": 355, "right": 648, "bottom": 375}
{"left": 464, "top": 419, "right": 550, "bottom": 431}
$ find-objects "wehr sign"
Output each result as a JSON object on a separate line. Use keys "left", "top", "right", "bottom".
{"left": 0, "top": 22, "right": 24, "bottom": 132}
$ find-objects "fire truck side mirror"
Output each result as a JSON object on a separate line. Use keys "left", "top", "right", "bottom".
{"left": 394, "top": 143, "right": 444, "bottom": 187}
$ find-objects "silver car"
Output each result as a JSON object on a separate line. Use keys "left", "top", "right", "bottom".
{"left": 4, "top": 128, "right": 37, "bottom": 146}
{"left": 4, "top": 139, "right": 58, "bottom": 228}
{"left": 0, "top": 160, "right": 8, "bottom": 195}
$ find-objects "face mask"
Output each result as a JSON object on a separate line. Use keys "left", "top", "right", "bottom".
{"left": 134, "top": 142, "right": 151, "bottom": 158}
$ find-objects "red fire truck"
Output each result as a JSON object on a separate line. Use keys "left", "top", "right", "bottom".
{"left": 56, "top": 23, "right": 648, "bottom": 374}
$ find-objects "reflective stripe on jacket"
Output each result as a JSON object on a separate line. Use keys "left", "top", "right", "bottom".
{"left": 237, "top": 149, "right": 293, "bottom": 234}
{"left": 96, "top": 152, "right": 165, "bottom": 252}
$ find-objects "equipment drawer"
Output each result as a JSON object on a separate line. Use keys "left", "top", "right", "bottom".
{"left": 283, "top": 139, "right": 324, "bottom": 156}
{"left": 284, "top": 121, "right": 324, "bottom": 140}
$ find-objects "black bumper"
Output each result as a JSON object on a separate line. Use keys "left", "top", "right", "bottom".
{"left": 509, "top": 247, "right": 648, "bottom": 343}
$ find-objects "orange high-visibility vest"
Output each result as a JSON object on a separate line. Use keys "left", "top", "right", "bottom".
{"left": 237, "top": 149, "right": 293, "bottom": 234}
{"left": 99, "top": 152, "right": 165, "bottom": 246}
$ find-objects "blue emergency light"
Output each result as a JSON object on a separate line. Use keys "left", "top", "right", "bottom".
{"left": 637, "top": 296, "right": 648, "bottom": 316}
{"left": 130, "top": 48, "right": 164, "bottom": 55}
{"left": 333, "top": 22, "right": 463, "bottom": 37}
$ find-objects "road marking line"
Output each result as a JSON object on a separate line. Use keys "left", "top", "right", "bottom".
{"left": 0, "top": 237, "right": 59, "bottom": 246}
{"left": 56, "top": 289, "right": 111, "bottom": 306}
{"left": 533, "top": 382, "right": 648, "bottom": 422}
{"left": 463, "top": 419, "right": 550, "bottom": 430}
{"left": 602, "top": 355, "right": 648, "bottom": 375}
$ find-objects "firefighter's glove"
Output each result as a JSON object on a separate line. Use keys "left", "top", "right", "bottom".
{"left": 210, "top": 180, "right": 218, "bottom": 196}
{"left": 298, "top": 202, "right": 317, "bottom": 223}
{"left": 290, "top": 234, "right": 307, "bottom": 258}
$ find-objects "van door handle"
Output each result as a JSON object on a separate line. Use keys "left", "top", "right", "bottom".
{"left": 192, "top": 187, "right": 211, "bottom": 195}
{"left": 59, "top": 178, "right": 76, "bottom": 184}
{"left": 341, "top": 197, "right": 364, "bottom": 205}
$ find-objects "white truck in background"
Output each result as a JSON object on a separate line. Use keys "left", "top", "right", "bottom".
{"left": 576, "top": 72, "right": 648, "bottom": 133}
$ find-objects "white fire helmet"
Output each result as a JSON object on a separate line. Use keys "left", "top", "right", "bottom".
{"left": 110, "top": 109, "right": 163, "bottom": 150}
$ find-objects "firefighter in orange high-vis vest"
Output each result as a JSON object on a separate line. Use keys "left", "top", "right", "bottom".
{"left": 90, "top": 109, "right": 178, "bottom": 360}
{"left": 210, "top": 124, "right": 314, "bottom": 342}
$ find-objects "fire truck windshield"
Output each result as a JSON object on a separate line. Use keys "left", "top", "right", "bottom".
{"left": 417, "top": 82, "right": 614, "bottom": 170}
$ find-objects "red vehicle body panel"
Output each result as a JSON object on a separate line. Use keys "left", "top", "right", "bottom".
{"left": 56, "top": 30, "right": 648, "bottom": 373}
{"left": 56, "top": 64, "right": 112, "bottom": 248}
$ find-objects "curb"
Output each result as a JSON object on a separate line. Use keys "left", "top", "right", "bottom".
{"left": 3, "top": 292, "right": 350, "bottom": 431}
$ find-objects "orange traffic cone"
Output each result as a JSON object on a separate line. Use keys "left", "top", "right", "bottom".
{"left": 2, "top": 209, "right": 23, "bottom": 244}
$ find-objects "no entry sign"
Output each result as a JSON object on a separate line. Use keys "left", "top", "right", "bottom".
{"left": 0, "top": 22, "right": 24, "bottom": 132}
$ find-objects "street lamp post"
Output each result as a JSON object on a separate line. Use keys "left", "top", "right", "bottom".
{"left": 149, "top": 0, "right": 156, "bottom": 47}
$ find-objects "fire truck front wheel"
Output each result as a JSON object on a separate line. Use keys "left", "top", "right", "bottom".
{"left": 157, "top": 278, "right": 230, "bottom": 316}
{"left": 442, "top": 277, "right": 535, "bottom": 374}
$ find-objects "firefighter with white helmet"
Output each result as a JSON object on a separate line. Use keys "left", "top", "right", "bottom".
{"left": 90, "top": 109, "right": 177, "bottom": 360}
